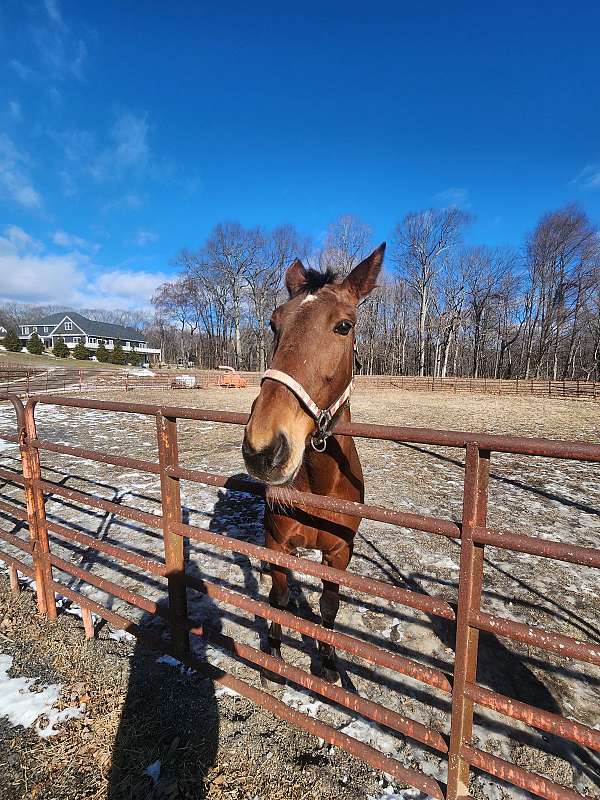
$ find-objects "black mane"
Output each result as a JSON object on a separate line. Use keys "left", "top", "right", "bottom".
{"left": 300, "top": 268, "right": 338, "bottom": 294}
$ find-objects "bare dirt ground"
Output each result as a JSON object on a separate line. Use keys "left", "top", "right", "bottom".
{"left": 0, "top": 387, "right": 599, "bottom": 800}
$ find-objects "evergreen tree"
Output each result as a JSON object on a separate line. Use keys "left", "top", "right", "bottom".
{"left": 127, "top": 350, "right": 142, "bottom": 367}
{"left": 72, "top": 340, "right": 91, "bottom": 360}
{"left": 110, "top": 339, "right": 126, "bottom": 365}
{"left": 27, "top": 332, "right": 44, "bottom": 355}
{"left": 96, "top": 342, "right": 110, "bottom": 362}
{"left": 53, "top": 337, "right": 70, "bottom": 358}
{"left": 2, "top": 329, "right": 22, "bottom": 352}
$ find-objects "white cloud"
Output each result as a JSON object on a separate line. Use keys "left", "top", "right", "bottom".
{"left": 0, "top": 134, "right": 42, "bottom": 210}
{"left": 9, "top": 60, "right": 35, "bottom": 81}
{"left": 572, "top": 164, "right": 600, "bottom": 191}
{"left": 433, "top": 187, "right": 470, "bottom": 209}
{"left": 52, "top": 230, "right": 87, "bottom": 248}
{"left": 0, "top": 226, "right": 165, "bottom": 310}
{"left": 102, "top": 193, "right": 145, "bottom": 213}
{"left": 9, "top": 101, "right": 22, "bottom": 122}
{"left": 95, "top": 270, "right": 166, "bottom": 301}
{"left": 44, "top": 0, "right": 64, "bottom": 27}
{"left": 134, "top": 230, "right": 159, "bottom": 246}
{"left": 90, "top": 112, "right": 150, "bottom": 181}
{"left": 2, "top": 226, "right": 41, "bottom": 253}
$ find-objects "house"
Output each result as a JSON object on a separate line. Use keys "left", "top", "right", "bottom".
{"left": 18, "top": 312, "right": 161, "bottom": 364}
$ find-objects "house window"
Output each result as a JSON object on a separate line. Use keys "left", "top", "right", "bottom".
{"left": 23, "top": 326, "right": 29, "bottom": 334}
{"left": 88, "top": 337, "right": 97, "bottom": 345}
{"left": 44, "top": 326, "right": 49, "bottom": 333}
{"left": 64, "top": 322, "right": 72, "bottom": 331}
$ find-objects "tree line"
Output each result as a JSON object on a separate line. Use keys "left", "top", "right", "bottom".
{"left": 151, "top": 207, "right": 600, "bottom": 380}
{"left": 1, "top": 205, "right": 598, "bottom": 379}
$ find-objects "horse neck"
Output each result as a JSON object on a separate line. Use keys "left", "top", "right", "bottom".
{"left": 302, "top": 405, "right": 357, "bottom": 496}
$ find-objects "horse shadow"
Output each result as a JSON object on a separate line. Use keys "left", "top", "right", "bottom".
{"left": 357, "top": 530, "right": 600, "bottom": 795}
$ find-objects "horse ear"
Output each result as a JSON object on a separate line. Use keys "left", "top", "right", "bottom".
{"left": 342, "top": 243, "right": 386, "bottom": 301}
{"left": 285, "top": 258, "right": 308, "bottom": 296}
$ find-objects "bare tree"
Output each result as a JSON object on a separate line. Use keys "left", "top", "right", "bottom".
{"left": 392, "top": 208, "right": 471, "bottom": 376}
{"left": 319, "top": 215, "right": 372, "bottom": 277}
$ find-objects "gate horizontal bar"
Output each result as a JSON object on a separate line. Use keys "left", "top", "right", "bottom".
{"left": 26, "top": 394, "right": 600, "bottom": 460}
{"left": 474, "top": 527, "right": 600, "bottom": 569}
{"left": 34, "top": 478, "right": 163, "bottom": 530}
{"left": 30, "top": 438, "right": 161, "bottom": 475}
{"left": 46, "top": 577, "right": 445, "bottom": 799}
{"left": 50, "top": 552, "right": 448, "bottom": 754}
{"left": 470, "top": 610, "right": 600, "bottom": 666}
{"left": 0, "top": 550, "right": 35, "bottom": 579}
{"left": 177, "top": 520, "right": 455, "bottom": 619}
{"left": 0, "top": 498, "right": 29, "bottom": 523}
{"left": 171, "top": 465, "right": 460, "bottom": 538}
{"left": 464, "top": 682, "right": 600, "bottom": 752}
{"left": 46, "top": 518, "right": 166, "bottom": 576}
{"left": 0, "top": 466, "right": 25, "bottom": 486}
{"left": 185, "top": 572, "right": 453, "bottom": 693}
{"left": 0, "top": 528, "right": 33, "bottom": 554}
{"left": 461, "top": 742, "right": 584, "bottom": 800}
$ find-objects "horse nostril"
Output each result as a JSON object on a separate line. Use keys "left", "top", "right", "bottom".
{"left": 270, "top": 432, "right": 289, "bottom": 469}
{"left": 242, "top": 431, "right": 290, "bottom": 476}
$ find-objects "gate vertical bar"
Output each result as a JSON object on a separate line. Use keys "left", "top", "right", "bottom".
{"left": 23, "top": 401, "right": 57, "bottom": 619}
{"left": 447, "top": 442, "right": 490, "bottom": 800}
{"left": 156, "top": 412, "right": 190, "bottom": 657}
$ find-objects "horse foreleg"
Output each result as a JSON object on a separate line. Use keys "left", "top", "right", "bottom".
{"left": 267, "top": 563, "right": 290, "bottom": 659}
{"left": 261, "top": 531, "right": 291, "bottom": 688}
{"left": 319, "top": 541, "right": 351, "bottom": 683}
{"left": 319, "top": 579, "right": 341, "bottom": 683}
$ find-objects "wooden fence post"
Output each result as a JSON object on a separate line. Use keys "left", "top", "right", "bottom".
{"left": 447, "top": 443, "right": 490, "bottom": 800}
{"left": 156, "top": 413, "right": 190, "bottom": 658}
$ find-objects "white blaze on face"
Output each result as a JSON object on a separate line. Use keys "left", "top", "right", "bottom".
{"left": 300, "top": 293, "right": 317, "bottom": 305}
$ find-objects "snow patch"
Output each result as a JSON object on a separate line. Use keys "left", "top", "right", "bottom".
{"left": 368, "top": 787, "right": 434, "bottom": 800}
{"left": 0, "top": 654, "right": 84, "bottom": 737}
{"left": 145, "top": 759, "right": 161, "bottom": 784}
{"left": 282, "top": 687, "right": 322, "bottom": 718}
{"left": 340, "top": 718, "right": 399, "bottom": 757}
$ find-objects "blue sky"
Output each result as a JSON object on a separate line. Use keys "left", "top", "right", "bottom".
{"left": 1, "top": 1, "right": 600, "bottom": 309}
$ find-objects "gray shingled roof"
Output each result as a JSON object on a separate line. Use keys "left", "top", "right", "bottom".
{"left": 31, "top": 312, "right": 147, "bottom": 342}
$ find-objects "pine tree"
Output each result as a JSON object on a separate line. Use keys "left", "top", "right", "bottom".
{"left": 96, "top": 342, "right": 110, "bottom": 362}
{"left": 72, "top": 340, "right": 91, "bottom": 360}
{"left": 2, "top": 329, "right": 22, "bottom": 352}
{"left": 110, "top": 339, "right": 126, "bottom": 365}
{"left": 127, "top": 350, "right": 142, "bottom": 367}
{"left": 26, "top": 332, "right": 44, "bottom": 355}
{"left": 53, "top": 337, "right": 70, "bottom": 358}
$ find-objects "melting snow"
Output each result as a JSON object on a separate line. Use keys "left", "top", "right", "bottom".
{"left": 0, "top": 654, "right": 84, "bottom": 737}
{"left": 282, "top": 687, "right": 322, "bottom": 718}
{"left": 145, "top": 759, "right": 161, "bottom": 784}
{"left": 368, "top": 787, "right": 434, "bottom": 800}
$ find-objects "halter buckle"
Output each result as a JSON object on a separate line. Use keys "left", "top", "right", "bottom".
{"left": 317, "top": 409, "right": 332, "bottom": 432}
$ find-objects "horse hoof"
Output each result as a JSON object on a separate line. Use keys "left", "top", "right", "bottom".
{"left": 320, "top": 665, "right": 341, "bottom": 684}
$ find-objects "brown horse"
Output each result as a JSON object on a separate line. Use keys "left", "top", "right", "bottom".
{"left": 242, "top": 243, "right": 385, "bottom": 683}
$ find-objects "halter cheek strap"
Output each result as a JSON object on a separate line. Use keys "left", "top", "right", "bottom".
{"left": 261, "top": 369, "right": 354, "bottom": 452}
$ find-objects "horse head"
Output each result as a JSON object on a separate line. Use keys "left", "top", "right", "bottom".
{"left": 243, "top": 243, "right": 385, "bottom": 485}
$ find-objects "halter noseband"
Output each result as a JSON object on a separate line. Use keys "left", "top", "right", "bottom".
{"left": 261, "top": 368, "right": 353, "bottom": 452}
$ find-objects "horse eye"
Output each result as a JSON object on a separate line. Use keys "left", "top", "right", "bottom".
{"left": 334, "top": 320, "right": 352, "bottom": 336}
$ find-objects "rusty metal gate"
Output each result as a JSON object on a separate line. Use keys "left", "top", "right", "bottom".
{"left": 0, "top": 392, "right": 599, "bottom": 800}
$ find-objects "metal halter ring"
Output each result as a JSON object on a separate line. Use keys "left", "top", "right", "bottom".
{"left": 311, "top": 410, "right": 333, "bottom": 452}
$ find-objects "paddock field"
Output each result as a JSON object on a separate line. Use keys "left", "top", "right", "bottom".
{"left": 0, "top": 388, "right": 598, "bottom": 800}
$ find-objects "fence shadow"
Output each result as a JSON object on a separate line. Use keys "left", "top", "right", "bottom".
{"left": 106, "top": 535, "right": 223, "bottom": 799}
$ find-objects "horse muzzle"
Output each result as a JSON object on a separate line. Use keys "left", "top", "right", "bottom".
{"left": 242, "top": 430, "right": 296, "bottom": 485}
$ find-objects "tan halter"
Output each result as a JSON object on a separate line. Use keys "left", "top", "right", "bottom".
{"left": 261, "top": 344, "right": 357, "bottom": 452}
